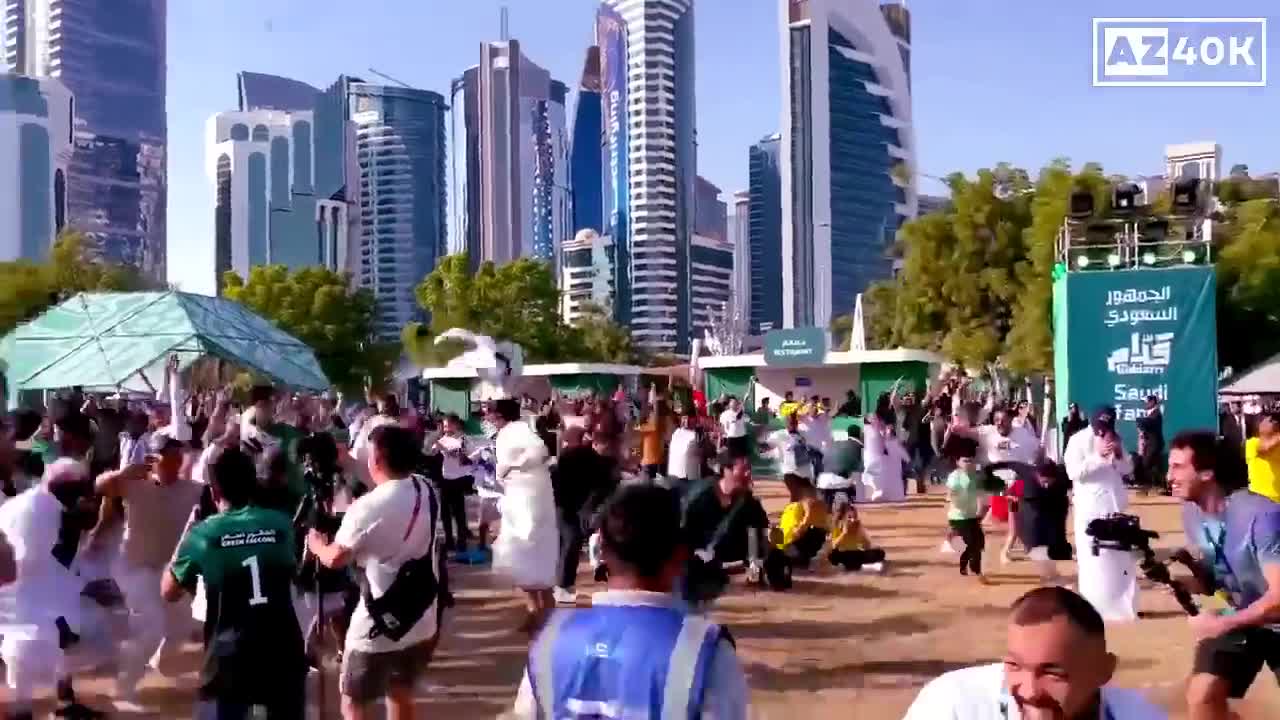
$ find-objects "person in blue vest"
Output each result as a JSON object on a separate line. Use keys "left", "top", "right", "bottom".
{"left": 509, "top": 483, "right": 749, "bottom": 719}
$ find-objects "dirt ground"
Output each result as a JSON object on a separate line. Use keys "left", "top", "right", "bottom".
{"left": 9, "top": 484, "right": 1280, "bottom": 718}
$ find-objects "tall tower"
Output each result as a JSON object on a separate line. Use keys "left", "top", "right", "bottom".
{"left": 780, "top": 0, "right": 915, "bottom": 329}
{"left": 347, "top": 80, "right": 447, "bottom": 341}
{"left": 460, "top": 36, "right": 569, "bottom": 270}
{"left": 4, "top": 0, "right": 168, "bottom": 278}
{"left": 749, "top": 133, "right": 783, "bottom": 334}
{"left": 598, "top": 0, "right": 697, "bottom": 354}
{"left": 570, "top": 46, "right": 603, "bottom": 236}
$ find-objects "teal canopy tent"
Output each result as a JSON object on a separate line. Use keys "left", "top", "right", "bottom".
{"left": 0, "top": 291, "right": 329, "bottom": 403}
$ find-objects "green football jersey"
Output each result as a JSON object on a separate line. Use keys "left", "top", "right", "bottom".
{"left": 171, "top": 505, "right": 305, "bottom": 700}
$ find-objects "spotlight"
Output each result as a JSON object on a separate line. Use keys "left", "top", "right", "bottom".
{"left": 1143, "top": 252, "right": 1156, "bottom": 265}
{"left": 1069, "top": 190, "right": 1095, "bottom": 219}
{"left": 1172, "top": 178, "right": 1204, "bottom": 215}
{"left": 1076, "top": 255, "right": 1090, "bottom": 269}
{"left": 1182, "top": 249, "right": 1197, "bottom": 263}
{"left": 1107, "top": 254, "right": 1121, "bottom": 267}
{"left": 1112, "top": 183, "right": 1142, "bottom": 214}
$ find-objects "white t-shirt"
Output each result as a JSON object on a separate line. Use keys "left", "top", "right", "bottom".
{"left": 436, "top": 433, "right": 472, "bottom": 480}
{"left": 334, "top": 475, "right": 439, "bottom": 653}
{"left": 978, "top": 425, "right": 1040, "bottom": 466}
{"left": 768, "top": 429, "right": 813, "bottom": 479}
{"left": 719, "top": 409, "right": 748, "bottom": 439}
{"left": 667, "top": 427, "right": 700, "bottom": 480}
{"left": 902, "top": 662, "right": 1168, "bottom": 720}
{"left": 349, "top": 414, "right": 399, "bottom": 467}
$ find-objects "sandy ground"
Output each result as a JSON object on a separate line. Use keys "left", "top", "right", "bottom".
{"left": 6, "top": 484, "right": 1280, "bottom": 718}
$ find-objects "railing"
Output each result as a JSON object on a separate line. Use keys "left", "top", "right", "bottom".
{"left": 1055, "top": 216, "right": 1213, "bottom": 272}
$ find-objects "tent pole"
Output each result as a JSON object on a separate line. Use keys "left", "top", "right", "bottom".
{"left": 136, "top": 370, "right": 158, "bottom": 396}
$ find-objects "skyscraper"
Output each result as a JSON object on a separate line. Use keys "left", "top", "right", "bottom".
{"left": 690, "top": 175, "right": 732, "bottom": 338}
{"left": 780, "top": 0, "right": 915, "bottom": 329}
{"left": 204, "top": 72, "right": 358, "bottom": 296}
{"left": 448, "top": 67, "right": 480, "bottom": 259}
{"left": 598, "top": 0, "right": 697, "bottom": 354}
{"left": 570, "top": 46, "right": 603, "bottom": 236}
{"left": 4, "top": 0, "right": 167, "bottom": 277}
{"left": 452, "top": 39, "right": 570, "bottom": 271}
{"left": 0, "top": 74, "right": 72, "bottom": 261}
{"left": 347, "top": 81, "right": 447, "bottom": 340}
{"left": 749, "top": 133, "right": 783, "bottom": 334}
{"left": 729, "top": 190, "right": 750, "bottom": 335}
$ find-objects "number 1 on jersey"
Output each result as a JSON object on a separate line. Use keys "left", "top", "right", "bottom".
{"left": 242, "top": 555, "right": 268, "bottom": 606}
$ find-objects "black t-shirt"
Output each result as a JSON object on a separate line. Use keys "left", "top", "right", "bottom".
{"left": 681, "top": 481, "right": 768, "bottom": 563}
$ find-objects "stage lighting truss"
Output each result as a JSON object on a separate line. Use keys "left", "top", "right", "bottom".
{"left": 1056, "top": 215, "right": 1212, "bottom": 273}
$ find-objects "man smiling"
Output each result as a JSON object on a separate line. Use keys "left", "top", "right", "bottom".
{"left": 902, "top": 586, "right": 1166, "bottom": 719}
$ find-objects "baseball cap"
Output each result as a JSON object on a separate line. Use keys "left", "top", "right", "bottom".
{"left": 1090, "top": 406, "right": 1117, "bottom": 434}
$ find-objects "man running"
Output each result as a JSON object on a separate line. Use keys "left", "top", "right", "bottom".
{"left": 163, "top": 447, "right": 307, "bottom": 719}
{"left": 96, "top": 431, "right": 204, "bottom": 709}
{"left": 0, "top": 457, "right": 105, "bottom": 719}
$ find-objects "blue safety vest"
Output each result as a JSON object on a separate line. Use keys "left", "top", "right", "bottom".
{"left": 528, "top": 605, "right": 725, "bottom": 719}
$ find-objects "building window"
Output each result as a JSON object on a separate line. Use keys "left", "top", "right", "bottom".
{"left": 230, "top": 123, "right": 250, "bottom": 141}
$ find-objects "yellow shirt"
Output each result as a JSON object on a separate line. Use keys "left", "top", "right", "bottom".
{"left": 777, "top": 498, "right": 830, "bottom": 547}
{"left": 1245, "top": 437, "right": 1280, "bottom": 502}
{"left": 778, "top": 401, "right": 800, "bottom": 419}
{"left": 830, "top": 518, "right": 873, "bottom": 552}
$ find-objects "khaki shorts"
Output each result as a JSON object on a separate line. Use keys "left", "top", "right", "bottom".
{"left": 340, "top": 635, "right": 439, "bottom": 703}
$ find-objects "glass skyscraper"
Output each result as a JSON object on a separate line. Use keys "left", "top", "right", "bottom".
{"left": 780, "top": 0, "right": 915, "bottom": 329}
{"left": 749, "top": 133, "right": 783, "bottom": 334}
{"left": 4, "top": 0, "right": 167, "bottom": 278}
{"left": 450, "top": 40, "right": 569, "bottom": 272}
{"left": 347, "top": 81, "right": 447, "bottom": 340}
{"left": 598, "top": 0, "right": 697, "bottom": 354}
{"left": 570, "top": 47, "right": 603, "bottom": 236}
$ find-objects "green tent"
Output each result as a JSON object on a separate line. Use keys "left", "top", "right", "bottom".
{"left": 0, "top": 291, "right": 329, "bottom": 402}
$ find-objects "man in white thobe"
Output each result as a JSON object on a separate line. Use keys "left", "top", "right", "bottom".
{"left": 1063, "top": 407, "right": 1138, "bottom": 622}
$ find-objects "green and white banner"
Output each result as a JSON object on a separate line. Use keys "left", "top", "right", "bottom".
{"left": 1053, "top": 267, "right": 1218, "bottom": 449}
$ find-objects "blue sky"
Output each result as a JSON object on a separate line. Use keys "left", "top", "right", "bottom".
{"left": 167, "top": 0, "right": 1279, "bottom": 287}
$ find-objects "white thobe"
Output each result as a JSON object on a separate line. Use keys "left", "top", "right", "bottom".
{"left": 492, "top": 421, "right": 559, "bottom": 590}
{"left": 1063, "top": 428, "right": 1138, "bottom": 621}
{"left": 0, "top": 488, "right": 92, "bottom": 701}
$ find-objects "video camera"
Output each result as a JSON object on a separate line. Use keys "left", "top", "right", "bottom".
{"left": 1085, "top": 513, "right": 1200, "bottom": 616}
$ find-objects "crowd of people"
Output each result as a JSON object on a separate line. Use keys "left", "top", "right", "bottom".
{"left": 0, "top": 358, "right": 1275, "bottom": 720}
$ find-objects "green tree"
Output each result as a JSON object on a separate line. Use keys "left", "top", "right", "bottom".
{"left": 869, "top": 161, "right": 1111, "bottom": 375}
{"left": 573, "top": 302, "right": 639, "bottom": 364}
{"left": 415, "top": 253, "right": 638, "bottom": 364}
{"left": 222, "top": 265, "right": 390, "bottom": 393}
{"left": 1216, "top": 197, "right": 1280, "bottom": 372}
{"left": 0, "top": 230, "right": 155, "bottom": 336}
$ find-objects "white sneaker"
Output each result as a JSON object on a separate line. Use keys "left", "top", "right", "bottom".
{"left": 870, "top": 489, "right": 885, "bottom": 502}
{"left": 861, "top": 562, "right": 885, "bottom": 573}
{"left": 553, "top": 587, "right": 578, "bottom": 606}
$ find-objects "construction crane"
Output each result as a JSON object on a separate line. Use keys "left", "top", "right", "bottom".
{"left": 366, "top": 67, "right": 414, "bottom": 89}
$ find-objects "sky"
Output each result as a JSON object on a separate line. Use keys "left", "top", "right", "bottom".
{"left": 167, "top": 0, "right": 1280, "bottom": 289}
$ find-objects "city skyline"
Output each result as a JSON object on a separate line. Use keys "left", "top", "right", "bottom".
{"left": 165, "top": 1, "right": 1279, "bottom": 303}
{"left": 6, "top": 0, "right": 168, "bottom": 278}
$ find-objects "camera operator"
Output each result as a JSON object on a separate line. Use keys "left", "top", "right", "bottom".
{"left": 294, "top": 431, "right": 358, "bottom": 665}
{"left": 307, "top": 424, "right": 442, "bottom": 720}
{"left": 1167, "top": 430, "right": 1280, "bottom": 720}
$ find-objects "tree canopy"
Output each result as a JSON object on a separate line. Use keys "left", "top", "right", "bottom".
{"left": 415, "top": 254, "right": 640, "bottom": 365}
{"left": 0, "top": 230, "right": 156, "bottom": 337}
{"left": 223, "top": 265, "right": 394, "bottom": 393}
{"left": 865, "top": 160, "right": 1280, "bottom": 376}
